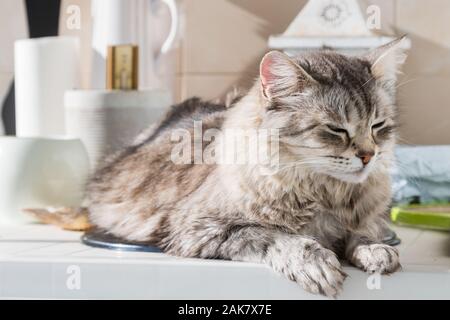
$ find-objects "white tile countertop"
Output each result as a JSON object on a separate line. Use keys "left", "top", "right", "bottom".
{"left": 0, "top": 224, "right": 448, "bottom": 299}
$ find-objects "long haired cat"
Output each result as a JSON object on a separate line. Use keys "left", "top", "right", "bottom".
{"left": 32, "top": 38, "right": 408, "bottom": 297}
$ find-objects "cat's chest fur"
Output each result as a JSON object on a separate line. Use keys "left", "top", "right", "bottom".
{"left": 230, "top": 167, "right": 390, "bottom": 238}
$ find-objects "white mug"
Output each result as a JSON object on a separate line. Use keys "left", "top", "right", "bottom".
{"left": 0, "top": 137, "right": 90, "bottom": 225}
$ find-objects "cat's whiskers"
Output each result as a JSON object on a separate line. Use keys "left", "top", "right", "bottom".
{"left": 395, "top": 77, "right": 418, "bottom": 90}
{"left": 396, "top": 136, "right": 415, "bottom": 146}
{"left": 281, "top": 141, "right": 324, "bottom": 150}
{"left": 359, "top": 75, "right": 376, "bottom": 89}
{"left": 276, "top": 157, "right": 335, "bottom": 173}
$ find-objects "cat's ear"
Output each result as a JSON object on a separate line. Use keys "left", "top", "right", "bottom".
{"left": 365, "top": 36, "right": 409, "bottom": 81}
{"left": 260, "top": 51, "right": 316, "bottom": 101}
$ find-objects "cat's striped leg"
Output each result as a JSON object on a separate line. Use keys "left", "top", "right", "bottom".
{"left": 263, "top": 232, "right": 347, "bottom": 297}
{"left": 170, "top": 224, "right": 347, "bottom": 298}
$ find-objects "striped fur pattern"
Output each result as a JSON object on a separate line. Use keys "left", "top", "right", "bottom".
{"left": 87, "top": 38, "right": 407, "bottom": 297}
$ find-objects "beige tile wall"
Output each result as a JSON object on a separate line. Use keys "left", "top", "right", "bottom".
{"left": 178, "top": 0, "right": 396, "bottom": 99}
{"left": 395, "top": 0, "right": 450, "bottom": 144}
{"left": 179, "top": 0, "right": 308, "bottom": 99}
{"left": 60, "top": 0, "right": 450, "bottom": 145}
{"left": 178, "top": 0, "right": 450, "bottom": 145}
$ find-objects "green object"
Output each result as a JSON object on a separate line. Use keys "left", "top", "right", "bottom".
{"left": 391, "top": 204, "right": 450, "bottom": 231}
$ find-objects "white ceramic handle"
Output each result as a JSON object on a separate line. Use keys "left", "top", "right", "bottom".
{"left": 160, "top": 0, "right": 178, "bottom": 54}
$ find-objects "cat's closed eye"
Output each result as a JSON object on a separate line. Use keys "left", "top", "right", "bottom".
{"left": 371, "top": 121, "right": 386, "bottom": 130}
{"left": 326, "top": 125, "right": 348, "bottom": 136}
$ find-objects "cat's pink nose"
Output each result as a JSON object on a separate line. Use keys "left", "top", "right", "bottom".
{"left": 357, "top": 151, "right": 375, "bottom": 166}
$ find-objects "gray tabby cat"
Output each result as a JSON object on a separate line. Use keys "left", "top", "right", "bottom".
{"left": 87, "top": 38, "right": 407, "bottom": 297}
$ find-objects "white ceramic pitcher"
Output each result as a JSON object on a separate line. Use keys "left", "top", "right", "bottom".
{"left": 90, "top": 0, "right": 179, "bottom": 89}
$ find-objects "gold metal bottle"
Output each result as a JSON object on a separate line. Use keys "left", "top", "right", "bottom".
{"left": 106, "top": 45, "right": 139, "bottom": 90}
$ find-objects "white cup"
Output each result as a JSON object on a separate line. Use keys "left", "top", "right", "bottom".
{"left": 0, "top": 137, "right": 90, "bottom": 225}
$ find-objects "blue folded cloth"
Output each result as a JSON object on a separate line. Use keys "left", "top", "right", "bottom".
{"left": 391, "top": 145, "right": 450, "bottom": 204}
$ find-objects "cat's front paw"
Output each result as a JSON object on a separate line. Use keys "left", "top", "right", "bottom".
{"left": 270, "top": 239, "right": 347, "bottom": 298}
{"left": 351, "top": 244, "right": 401, "bottom": 274}
{"left": 298, "top": 245, "right": 348, "bottom": 298}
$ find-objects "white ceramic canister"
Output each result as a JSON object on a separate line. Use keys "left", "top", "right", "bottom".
{"left": 64, "top": 89, "right": 172, "bottom": 169}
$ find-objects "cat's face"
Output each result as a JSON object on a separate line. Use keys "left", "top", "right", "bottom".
{"left": 259, "top": 39, "right": 407, "bottom": 183}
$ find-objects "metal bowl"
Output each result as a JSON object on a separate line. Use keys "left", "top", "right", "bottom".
{"left": 81, "top": 229, "right": 161, "bottom": 252}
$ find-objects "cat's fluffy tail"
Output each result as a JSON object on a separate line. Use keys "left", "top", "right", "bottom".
{"left": 23, "top": 207, "right": 92, "bottom": 231}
